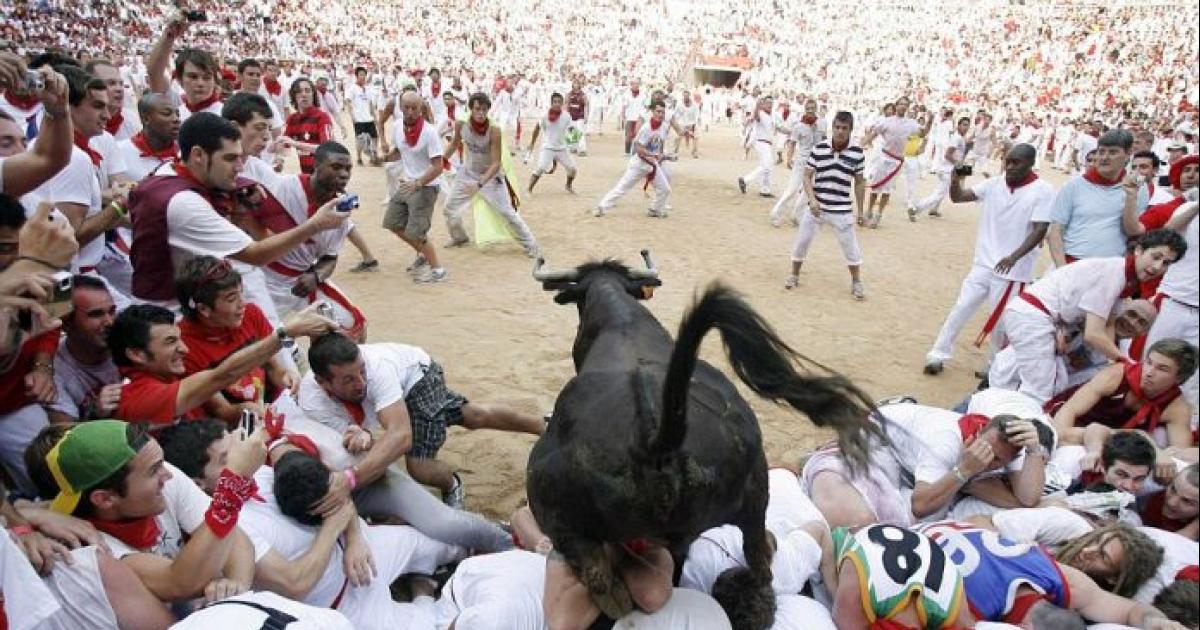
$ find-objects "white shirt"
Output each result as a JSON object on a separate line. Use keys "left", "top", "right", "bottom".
{"left": 1157, "top": 206, "right": 1197, "bottom": 306}
{"left": 537, "top": 113, "right": 575, "bottom": 151}
{"left": 1134, "top": 526, "right": 1198, "bottom": 603}
{"left": 680, "top": 524, "right": 821, "bottom": 597}
{"left": 622, "top": 90, "right": 646, "bottom": 121}
{"left": 89, "top": 132, "right": 129, "bottom": 188}
{"left": 434, "top": 550, "right": 545, "bottom": 630}
{"left": 153, "top": 163, "right": 254, "bottom": 282}
{"left": 262, "top": 173, "right": 354, "bottom": 271}
{"left": 116, "top": 137, "right": 174, "bottom": 182}
{"left": 297, "top": 343, "right": 431, "bottom": 434}
{"left": 880, "top": 403, "right": 1023, "bottom": 490}
{"left": 870, "top": 116, "right": 921, "bottom": 156}
{"left": 630, "top": 120, "right": 669, "bottom": 167}
{"left": 935, "top": 133, "right": 966, "bottom": 172}
{"left": 1016, "top": 257, "right": 1127, "bottom": 325}
{"left": 110, "top": 107, "right": 142, "bottom": 141}
{"left": 0, "top": 530, "right": 62, "bottom": 630}
{"left": 749, "top": 110, "right": 775, "bottom": 143}
{"left": 103, "top": 462, "right": 210, "bottom": 559}
{"left": 345, "top": 84, "right": 375, "bottom": 123}
{"left": 32, "top": 145, "right": 103, "bottom": 269}
{"left": 390, "top": 120, "right": 444, "bottom": 185}
{"left": 676, "top": 103, "right": 699, "bottom": 126}
{"left": 970, "top": 176, "right": 1056, "bottom": 282}
{"left": 769, "top": 595, "right": 837, "bottom": 630}
{"left": 169, "top": 591, "right": 353, "bottom": 630}
{"left": 990, "top": 507, "right": 1094, "bottom": 546}
{"left": 167, "top": 86, "right": 224, "bottom": 123}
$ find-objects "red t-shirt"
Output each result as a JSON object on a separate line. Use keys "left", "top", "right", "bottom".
{"left": 284, "top": 107, "right": 333, "bottom": 174}
{"left": 179, "top": 303, "right": 272, "bottom": 405}
{"left": 1140, "top": 490, "right": 1190, "bottom": 532}
{"left": 115, "top": 367, "right": 188, "bottom": 424}
{"left": 0, "top": 328, "right": 61, "bottom": 416}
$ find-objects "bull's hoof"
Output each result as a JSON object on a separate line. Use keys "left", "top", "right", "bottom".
{"left": 582, "top": 563, "right": 634, "bottom": 620}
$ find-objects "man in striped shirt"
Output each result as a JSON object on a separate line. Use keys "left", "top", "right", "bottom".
{"left": 786, "top": 111, "right": 868, "bottom": 300}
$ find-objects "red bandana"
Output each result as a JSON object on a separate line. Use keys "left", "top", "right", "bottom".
{"left": 183, "top": 92, "right": 221, "bottom": 114}
{"left": 547, "top": 108, "right": 562, "bottom": 123}
{"left": 446, "top": 102, "right": 456, "bottom": 120}
{"left": 105, "top": 110, "right": 124, "bottom": 135}
{"left": 780, "top": 107, "right": 790, "bottom": 120}
{"left": 88, "top": 516, "right": 162, "bottom": 550}
{"left": 631, "top": 88, "right": 640, "bottom": 97}
{"left": 958, "top": 413, "right": 991, "bottom": 442}
{"left": 1007, "top": 171, "right": 1039, "bottom": 193}
{"left": 130, "top": 132, "right": 179, "bottom": 160}
{"left": 73, "top": 131, "right": 103, "bottom": 166}
{"left": 403, "top": 117, "right": 424, "bottom": 147}
{"left": 801, "top": 114, "right": 818, "bottom": 125}
{"left": 1122, "top": 361, "right": 1181, "bottom": 432}
{"left": 649, "top": 118, "right": 662, "bottom": 131}
{"left": 3, "top": 90, "right": 40, "bottom": 111}
{"left": 469, "top": 119, "right": 489, "bottom": 135}
{"left": 1119, "top": 253, "right": 1140, "bottom": 298}
{"left": 263, "top": 77, "right": 282, "bottom": 96}
{"left": 341, "top": 399, "right": 366, "bottom": 426}
{"left": 1083, "top": 167, "right": 1125, "bottom": 186}
{"left": 1177, "top": 565, "right": 1200, "bottom": 583}
{"left": 430, "top": 81, "right": 441, "bottom": 97}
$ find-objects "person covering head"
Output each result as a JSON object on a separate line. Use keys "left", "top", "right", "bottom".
{"left": 44, "top": 419, "right": 144, "bottom": 514}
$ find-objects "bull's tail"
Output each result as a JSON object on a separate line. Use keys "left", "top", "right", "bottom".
{"left": 658, "top": 283, "right": 885, "bottom": 473}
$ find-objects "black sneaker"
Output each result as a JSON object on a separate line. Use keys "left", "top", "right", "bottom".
{"left": 350, "top": 259, "right": 380, "bottom": 273}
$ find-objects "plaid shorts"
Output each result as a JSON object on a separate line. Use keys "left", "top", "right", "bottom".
{"left": 406, "top": 361, "right": 468, "bottom": 459}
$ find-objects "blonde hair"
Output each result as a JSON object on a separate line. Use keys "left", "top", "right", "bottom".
{"left": 1054, "top": 523, "right": 1162, "bottom": 598}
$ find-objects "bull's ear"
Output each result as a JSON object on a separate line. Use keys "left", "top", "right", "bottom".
{"left": 552, "top": 284, "right": 582, "bottom": 304}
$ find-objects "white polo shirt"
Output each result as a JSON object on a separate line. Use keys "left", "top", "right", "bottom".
{"left": 1157, "top": 207, "right": 1197, "bottom": 306}
{"left": 297, "top": 343, "right": 430, "bottom": 433}
{"left": 1014, "top": 257, "right": 1127, "bottom": 325}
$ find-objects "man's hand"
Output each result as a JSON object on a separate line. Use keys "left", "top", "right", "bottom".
{"left": 396, "top": 179, "right": 418, "bottom": 195}
{"left": 342, "top": 425, "right": 372, "bottom": 453}
{"left": 280, "top": 302, "right": 337, "bottom": 339}
{"left": 290, "top": 272, "right": 318, "bottom": 298}
{"left": 959, "top": 438, "right": 995, "bottom": 478}
{"left": 202, "top": 577, "right": 248, "bottom": 605}
{"left": 341, "top": 528, "right": 377, "bottom": 587}
{"left": 94, "top": 382, "right": 123, "bottom": 417}
{"left": 14, "top": 530, "right": 73, "bottom": 575}
{"left": 225, "top": 426, "right": 268, "bottom": 478}
{"left": 808, "top": 198, "right": 821, "bottom": 217}
{"left": 311, "top": 469, "right": 352, "bottom": 518}
{"left": 306, "top": 197, "right": 353, "bottom": 232}
{"left": 24, "top": 368, "right": 54, "bottom": 403}
{"left": 35, "top": 66, "right": 68, "bottom": 116}
{"left": 1154, "top": 451, "right": 1177, "bottom": 485}
{"left": 994, "top": 255, "right": 1019, "bottom": 275}
{"left": 459, "top": 179, "right": 481, "bottom": 197}
{"left": 1142, "top": 617, "right": 1187, "bottom": 630}
{"left": 1004, "top": 419, "right": 1041, "bottom": 452}
{"left": 0, "top": 52, "right": 27, "bottom": 94}
{"left": 1081, "top": 451, "right": 1103, "bottom": 474}
{"left": 1122, "top": 171, "right": 1141, "bottom": 198}
{"left": 163, "top": 13, "right": 191, "bottom": 40}
{"left": 22, "top": 509, "right": 107, "bottom": 551}
{"left": 20, "top": 203, "right": 79, "bottom": 268}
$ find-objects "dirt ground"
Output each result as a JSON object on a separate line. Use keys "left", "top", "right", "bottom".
{"left": 321, "top": 118, "right": 1064, "bottom": 519}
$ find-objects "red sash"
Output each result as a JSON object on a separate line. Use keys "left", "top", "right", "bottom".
{"left": 264, "top": 262, "right": 367, "bottom": 339}
{"left": 1019, "top": 292, "right": 1051, "bottom": 317}
{"left": 975, "top": 281, "right": 1025, "bottom": 347}
{"left": 869, "top": 150, "right": 905, "bottom": 190}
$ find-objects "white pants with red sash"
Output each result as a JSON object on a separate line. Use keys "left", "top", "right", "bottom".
{"left": 988, "top": 298, "right": 1061, "bottom": 402}
{"left": 741, "top": 139, "right": 774, "bottom": 194}
{"left": 927, "top": 266, "right": 1025, "bottom": 363}
{"left": 264, "top": 265, "right": 367, "bottom": 339}
{"left": 598, "top": 158, "right": 670, "bottom": 213}
{"left": 867, "top": 150, "right": 904, "bottom": 193}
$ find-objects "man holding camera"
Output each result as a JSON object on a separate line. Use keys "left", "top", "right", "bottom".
{"left": 923, "top": 143, "right": 1054, "bottom": 375}
{"left": 910, "top": 115, "right": 970, "bottom": 220}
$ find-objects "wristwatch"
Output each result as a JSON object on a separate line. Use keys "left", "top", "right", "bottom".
{"left": 275, "top": 327, "right": 294, "bottom": 346}
{"left": 952, "top": 465, "right": 970, "bottom": 485}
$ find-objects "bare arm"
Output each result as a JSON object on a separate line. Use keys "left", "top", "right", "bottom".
{"left": 123, "top": 526, "right": 237, "bottom": 601}
{"left": 801, "top": 167, "right": 818, "bottom": 211}
{"left": 853, "top": 173, "right": 866, "bottom": 215}
{"left": 912, "top": 474, "right": 966, "bottom": 518}
{"left": 232, "top": 199, "right": 347, "bottom": 266}
{"left": 949, "top": 171, "right": 977, "bottom": 203}
{"left": 145, "top": 16, "right": 186, "bottom": 94}
{"left": 961, "top": 476, "right": 1026, "bottom": 509}
{"left": 526, "top": 122, "right": 540, "bottom": 152}
{"left": 1046, "top": 223, "right": 1068, "bottom": 267}
{"left": 2, "top": 68, "right": 71, "bottom": 196}
{"left": 222, "top": 529, "right": 256, "bottom": 589}
{"left": 1065, "top": 564, "right": 1181, "bottom": 629}
{"left": 1053, "top": 364, "right": 1124, "bottom": 443}
{"left": 479, "top": 125, "right": 503, "bottom": 183}
{"left": 1165, "top": 202, "right": 1198, "bottom": 232}
{"left": 253, "top": 508, "right": 348, "bottom": 599}
{"left": 346, "top": 401, "right": 411, "bottom": 486}
{"left": 1082, "top": 312, "right": 1126, "bottom": 363}
{"left": 995, "top": 222, "right": 1048, "bottom": 275}
{"left": 1121, "top": 180, "right": 1146, "bottom": 237}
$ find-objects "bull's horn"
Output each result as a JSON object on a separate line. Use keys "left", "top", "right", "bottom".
{"left": 627, "top": 249, "right": 659, "bottom": 280}
{"left": 532, "top": 257, "right": 580, "bottom": 282}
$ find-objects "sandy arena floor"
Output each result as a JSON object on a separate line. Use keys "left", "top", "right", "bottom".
{"left": 320, "top": 118, "right": 1064, "bottom": 519}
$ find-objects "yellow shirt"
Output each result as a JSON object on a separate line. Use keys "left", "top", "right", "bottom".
{"left": 903, "top": 134, "right": 923, "bottom": 157}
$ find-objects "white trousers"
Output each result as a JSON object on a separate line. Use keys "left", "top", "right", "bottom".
{"left": 927, "top": 266, "right": 1021, "bottom": 362}
{"left": 914, "top": 171, "right": 951, "bottom": 214}
{"left": 791, "top": 210, "right": 862, "bottom": 266}
{"left": 989, "top": 306, "right": 1059, "bottom": 402}
{"left": 444, "top": 174, "right": 538, "bottom": 251}
{"left": 263, "top": 270, "right": 361, "bottom": 333}
{"left": 1143, "top": 296, "right": 1199, "bottom": 427}
{"left": 535, "top": 147, "right": 576, "bottom": 175}
{"left": 598, "top": 161, "right": 670, "bottom": 213}
{"left": 769, "top": 163, "right": 808, "bottom": 225}
{"left": 742, "top": 141, "right": 774, "bottom": 193}
{"left": 902, "top": 157, "right": 922, "bottom": 207}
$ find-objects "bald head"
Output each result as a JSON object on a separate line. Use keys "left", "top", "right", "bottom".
{"left": 1003, "top": 143, "right": 1037, "bottom": 186}
{"left": 138, "top": 92, "right": 174, "bottom": 120}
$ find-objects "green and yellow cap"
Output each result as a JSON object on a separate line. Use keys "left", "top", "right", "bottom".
{"left": 45, "top": 420, "right": 138, "bottom": 514}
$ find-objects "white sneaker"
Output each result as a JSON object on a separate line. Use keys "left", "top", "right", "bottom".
{"left": 413, "top": 267, "right": 447, "bottom": 283}
{"left": 851, "top": 280, "right": 866, "bottom": 300}
{"left": 784, "top": 275, "right": 799, "bottom": 290}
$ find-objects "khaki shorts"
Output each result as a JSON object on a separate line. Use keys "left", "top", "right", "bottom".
{"left": 383, "top": 185, "right": 439, "bottom": 239}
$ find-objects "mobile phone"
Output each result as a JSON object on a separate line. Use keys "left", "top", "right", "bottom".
{"left": 336, "top": 193, "right": 359, "bottom": 213}
{"left": 954, "top": 164, "right": 973, "bottom": 177}
{"left": 24, "top": 69, "right": 44, "bottom": 93}
{"left": 183, "top": 9, "right": 207, "bottom": 22}
{"left": 44, "top": 271, "right": 73, "bottom": 320}
{"left": 240, "top": 408, "right": 257, "bottom": 435}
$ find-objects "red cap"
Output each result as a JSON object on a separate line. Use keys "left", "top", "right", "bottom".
{"left": 1169, "top": 154, "right": 1199, "bottom": 189}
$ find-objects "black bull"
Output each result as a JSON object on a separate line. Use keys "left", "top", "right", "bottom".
{"left": 525, "top": 252, "right": 884, "bottom": 629}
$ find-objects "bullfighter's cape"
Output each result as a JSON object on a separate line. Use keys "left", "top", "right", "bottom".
{"left": 473, "top": 116, "right": 521, "bottom": 247}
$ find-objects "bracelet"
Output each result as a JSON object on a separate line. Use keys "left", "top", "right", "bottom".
{"left": 15, "top": 255, "right": 65, "bottom": 271}
{"left": 952, "top": 465, "right": 970, "bottom": 485}
{"left": 8, "top": 524, "right": 34, "bottom": 536}
{"left": 108, "top": 201, "right": 127, "bottom": 219}
{"left": 204, "top": 469, "right": 258, "bottom": 538}
{"left": 343, "top": 467, "right": 358, "bottom": 490}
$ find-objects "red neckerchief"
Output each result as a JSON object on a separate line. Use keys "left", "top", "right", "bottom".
{"left": 341, "top": 399, "right": 366, "bottom": 426}
{"left": 263, "top": 77, "right": 282, "bottom": 96}
{"left": 183, "top": 91, "right": 221, "bottom": 114}
{"left": 1003, "top": 592, "right": 1047, "bottom": 625}
{"left": 430, "top": 80, "right": 441, "bottom": 97}
{"left": 73, "top": 131, "right": 103, "bottom": 166}
{"left": 780, "top": 107, "right": 790, "bottom": 119}
{"left": 547, "top": 108, "right": 562, "bottom": 123}
{"left": 469, "top": 119, "right": 489, "bottom": 135}
{"left": 830, "top": 138, "right": 849, "bottom": 152}
{"left": 649, "top": 118, "right": 663, "bottom": 131}
{"left": 1177, "top": 566, "right": 1199, "bottom": 583}
{"left": 316, "top": 84, "right": 328, "bottom": 95}
{"left": 105, "top": 110, "right": 124, "bottom": 135}
{"left": 298, "top": 174, "right": 324, "bottom": 217}
{"left": 1146, "top": 181, "right": 1155, "bottom": 198}
{"left": 403, "top": 117, "right": 424, "bottom": 147}
{"left": 1007, "top": 171, "right": 1039, "bottom": 193}
{"left": 130, "top": 132, "right": 179, "bottom": 160}
{"left": 3, "top": 90, "right": 39, "bottom": 111}
{"left": 446, "top": 102, "right": 456, "bottom": 120}
{"left": 1122, "top": 361, "right": 1181, "bottom": 432}
{"left": 1083, "top": 167, "right": 1125, "bottom": 186}
{"left": 630, "top": 88, "right": 640, "bottom": 97}
{"left": 1119, "top": 253, "right": 1139, "bottom": 298}
{"left": 172, "top": 161, "right": 209, "bottom": 190}
{"left": 958, "top": 413, "right": 991, "bottom": 442}
{"left": 801, "top": 113, "right": 818, "bottom": 125}
{"left": 88, "top": 516, "right": 162, "bottom": 550}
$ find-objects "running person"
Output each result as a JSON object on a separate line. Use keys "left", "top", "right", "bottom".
{"left": 443, "top": 92, "right": 539, "bottom": 257}
{"left": 859, "top": 97, "right": 932, "bottom": 228}
{"left": 672, "top": 90, "right": 700, "bottom": 158}
{"left": 565, "top": 76, "right": 589, "bottom": 156}
{"left": 595, "top": 99, "right": 687, "bottom": 219}
{"left": 525, "top": 92, "right": 577, "bottom": 194}
{"left": 738, "top": 95, "right": 776, "bottom": 197}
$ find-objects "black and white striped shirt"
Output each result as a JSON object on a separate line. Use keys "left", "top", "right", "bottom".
{"left": 805, "top": 142, "right": 865, "bottom": 213}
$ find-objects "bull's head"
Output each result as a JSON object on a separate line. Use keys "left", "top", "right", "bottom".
{"left": 533, "top": 249, "right": 663, "bottom": 304}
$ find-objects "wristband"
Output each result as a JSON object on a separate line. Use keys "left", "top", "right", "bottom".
{"left": 952, "top": 465, "right": 970, "bottom": 485}
{"left": 8, "top": 524, "right": 34, "bottom": 536}
{"left": 343, "top": 467, "right": 358, "bottom": 490}
{"left": 204, "top": 469, "right": 258, "bottom": 538}
{"left": 108, "top": 201, "right": 127, "bottom": 218}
